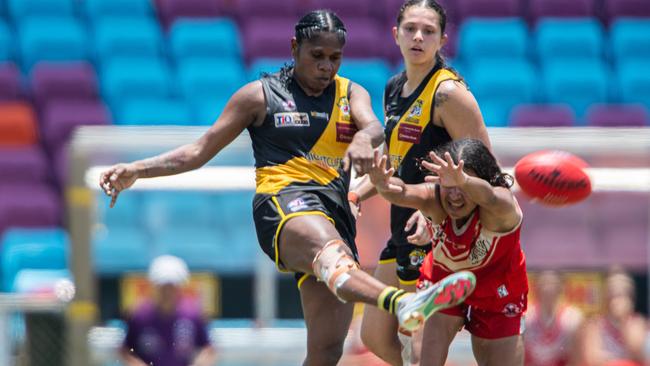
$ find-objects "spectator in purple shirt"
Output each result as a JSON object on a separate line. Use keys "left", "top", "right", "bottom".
{"left": 121, "top": 255, "right": 217, "bottom": 366}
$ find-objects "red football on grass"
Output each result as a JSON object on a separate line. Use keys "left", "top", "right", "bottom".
{"left": 514, "top": 150, "right": 592, "bottom": 206}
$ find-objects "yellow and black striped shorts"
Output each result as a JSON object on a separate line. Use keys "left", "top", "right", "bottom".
{"left": 252, "top": 188, "right": 358, "bottom": 281}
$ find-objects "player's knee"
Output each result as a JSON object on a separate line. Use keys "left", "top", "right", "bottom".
{"left": 360, "top": 322, "right": 400, "bottom": 362}
{"left": 306, "top": 340, "right": 344, "bottom": 365}
{"left": 312, "top": 239, "right": 359, "bottom": 302}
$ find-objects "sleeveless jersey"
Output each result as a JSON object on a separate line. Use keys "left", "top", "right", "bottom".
{"left": 419, "top": 209, "right": 528, "bottom": 313}
{"left": 599, "top": 317, "right": 637, "bottom": 361}
{"left": 384, "top": 66, "right": 460, "bottom": 245}
{"left": 525, "top": 305, "right": 582, "bottom": 366}
{"left": 249, "top": 72, "right": 355, "bottom": 195}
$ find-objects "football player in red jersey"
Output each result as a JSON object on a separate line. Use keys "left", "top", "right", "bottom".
{"left": 368, "top": 138, "right": 528, "bottom": 366}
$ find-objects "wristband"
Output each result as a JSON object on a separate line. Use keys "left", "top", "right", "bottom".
{"left": 347, "top": 191, "right": 360, "bottom": 210}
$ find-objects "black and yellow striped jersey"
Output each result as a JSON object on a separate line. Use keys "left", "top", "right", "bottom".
{"left": 384, "top": 65, "right": 461, "bottom": 244}
{"left": 248, "top": 72, "right": 356, "bottom": 195}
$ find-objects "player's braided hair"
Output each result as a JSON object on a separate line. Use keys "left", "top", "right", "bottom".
{"left": 426, "top": 139, "right": 514, "bottom": 188}
{"left": 271, "top": 10, "right": 347, "bottom": 88}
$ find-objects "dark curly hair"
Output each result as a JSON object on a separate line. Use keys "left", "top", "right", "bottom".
{"left": 424, "top": 139, "right": 513, "bottom": 188}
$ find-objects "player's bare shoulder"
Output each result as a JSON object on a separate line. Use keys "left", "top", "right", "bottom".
{"left": 434, "top": 78, "right": 471, "bottom": 109}
{"left": 433, "top": 77, "right": 483, "bottom": 133}
{"left": 231, "top": 80, "right": 266, "bottom": 127}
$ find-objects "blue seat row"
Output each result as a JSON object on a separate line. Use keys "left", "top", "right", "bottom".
{"left": 0, "top": 227, "right": 69, "bottom": 291}
{"left": 92, "top": 225, "right": 259, "bottom": 275}
{"left": 459, "top": 58, "right": 650, "bottom": 125}
{"left": 0, "top": 16, "right": 242, "bottom": 71}
{"left": 96, "top": 55, "right": 649, "bottom": 126}
{"left": 2, "top": 0, "right": 152, "bottom": 21}
{"left": 459, "top": 18, "right": 650, "bottom": 64}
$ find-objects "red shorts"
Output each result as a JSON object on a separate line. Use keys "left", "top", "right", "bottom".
{"left": 441, "top": 294, "right": 527, "bottom": 339}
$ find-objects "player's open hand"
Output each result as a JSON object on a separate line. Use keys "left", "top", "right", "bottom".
{"left": 99, "top": 163, "right": 139, "bottom": 208}
{"left": 422, "top": 151, "right": 469, "bottom": 188}
{"left": 368, "top": 150, "right": 402, "bottom": 193}
{"left": 405, "top": 210, "right": 432, "bottom": 246}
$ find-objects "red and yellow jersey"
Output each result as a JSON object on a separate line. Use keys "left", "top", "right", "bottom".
{"left": 418, "top": 208, "right": 528, "bottom": 313}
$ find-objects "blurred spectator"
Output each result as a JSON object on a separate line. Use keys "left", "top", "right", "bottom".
{"left": 578, "top": 268, "right": 646, "bottom": 366}
{"left": 524, "top": 270, "right": 584, "bottom": 366}
{"left": 120, "top": 255, "right": 217, "bottom": 366}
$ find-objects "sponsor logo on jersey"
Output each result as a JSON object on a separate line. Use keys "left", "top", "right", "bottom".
{"left": 497, "top": 284, "right": 509, "bottom": 298}
{"left": 337, "top": 97, "right": 351, "bottom": 121}
{"left": 282, "top": 100, "right": 296, "bottom": 111}
{"left": 274, "top": 112, "right": 310, "bottom": 127}
{"left": 306, "top": 152, "right": 343, "bottom": 169}
{"left": 310, "top": 111, "right": 329, "bottom": 120}
{"left": 406, "top": 99, "right": 423, "bottom": 123}
{"left": 335, "top": 122, "right": 358, "bottom": 143}
{"left": 397, "top": 123, "right": 423, "bottom": 143}
{"left": 388, "top": 154, "right": 403, "bottom": 170}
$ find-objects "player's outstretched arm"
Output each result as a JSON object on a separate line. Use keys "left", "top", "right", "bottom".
{"left": 368, "top": 151, "right": 442, "bottom": 219}
{"left": 99, "top": 81, "right": 265, "bottom": 207}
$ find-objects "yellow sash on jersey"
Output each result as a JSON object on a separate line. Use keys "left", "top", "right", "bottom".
{"left": 256, "top": 76, "right": 354, "bottom": 195}
{"left": 388, "top": 69, "right": 460, "bottom": 170}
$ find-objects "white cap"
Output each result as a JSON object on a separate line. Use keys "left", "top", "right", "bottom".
{"left": 148, "top": 255, "right": 190, "bottom": 286}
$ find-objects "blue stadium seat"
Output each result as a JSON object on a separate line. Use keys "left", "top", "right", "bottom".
{"left": 611, "top": 19, "right": 650, "bottom": 64}
{"left": 338, "top": 58, "right": 390, "bottom": 119}
{"left": 1, "top": 227, "right": 69, "bottom": 251}
{"left": 18, "top": 17, "right": 88, "bottom": 70}
{"left": 169, "top": 18, "right": 242, "bottom": 62}
{"left": 0, "top": 228, "right": 69, "bottom": 291}
{"left": 142, "top": 192, "right": 218, "bottom": 232}
{"left": 12, "top": 268, "right": 72, "bottom": 293}
{"left": 458, "top": 18, "right": 529, "bottom": 61}
{"left": 212, "top": 192, "right": 258, "bottom": 264}
{"left": 618, "top": 60, "right": 650, "bottom": 110}
{"left": 84, "top": 0, "right": 152, "bottom": 20}
{"left": 116, "top": 98, "right": 193, "bottom": 125}
{"left": 8, "top": 0, "right": 74, "bottom": 20}
{"left": 178, "top": 58, "right": 246, "bottom": 106}
{"left": 93, "top": 227, "right": 151, "bottom": 275}
{"left": 213, "top": 192, "right": 254, "bottom": 226}
{"left": 247, "top": 58, "right": 291, "bottom": 81}
{"left": 542, "top": 59, "right": 609, "bottom": 119}
{"left": 94, "top": 17, "right": 163, "bottom": 60}
{"left": 153, "top": 227, "right": 241, "bottom": 273}
{"left": 95, "top": 191, "right": 143, "bottom": 229}
{"left": 373, "top": 99, "right": 385, "bottom": 121}
{"left": 338, "top": 58, "right": 391, "bottom": 101}
{"left": 466, "top": 59, "right": 537, "bottom": 126}
{"left": 535, "top": 18, "right": 604, "bottom": 62}
{"left": 0, "top": 21, "right": 13, "bottom": 61}
{"left": 2, "top": 245, "right": 68, "bottom": 291}
{"left": 191, "top": 97, "right": 229, "bottom": 126}
{"left": 101, "top": 57, "right": 173, "bottom": 107}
